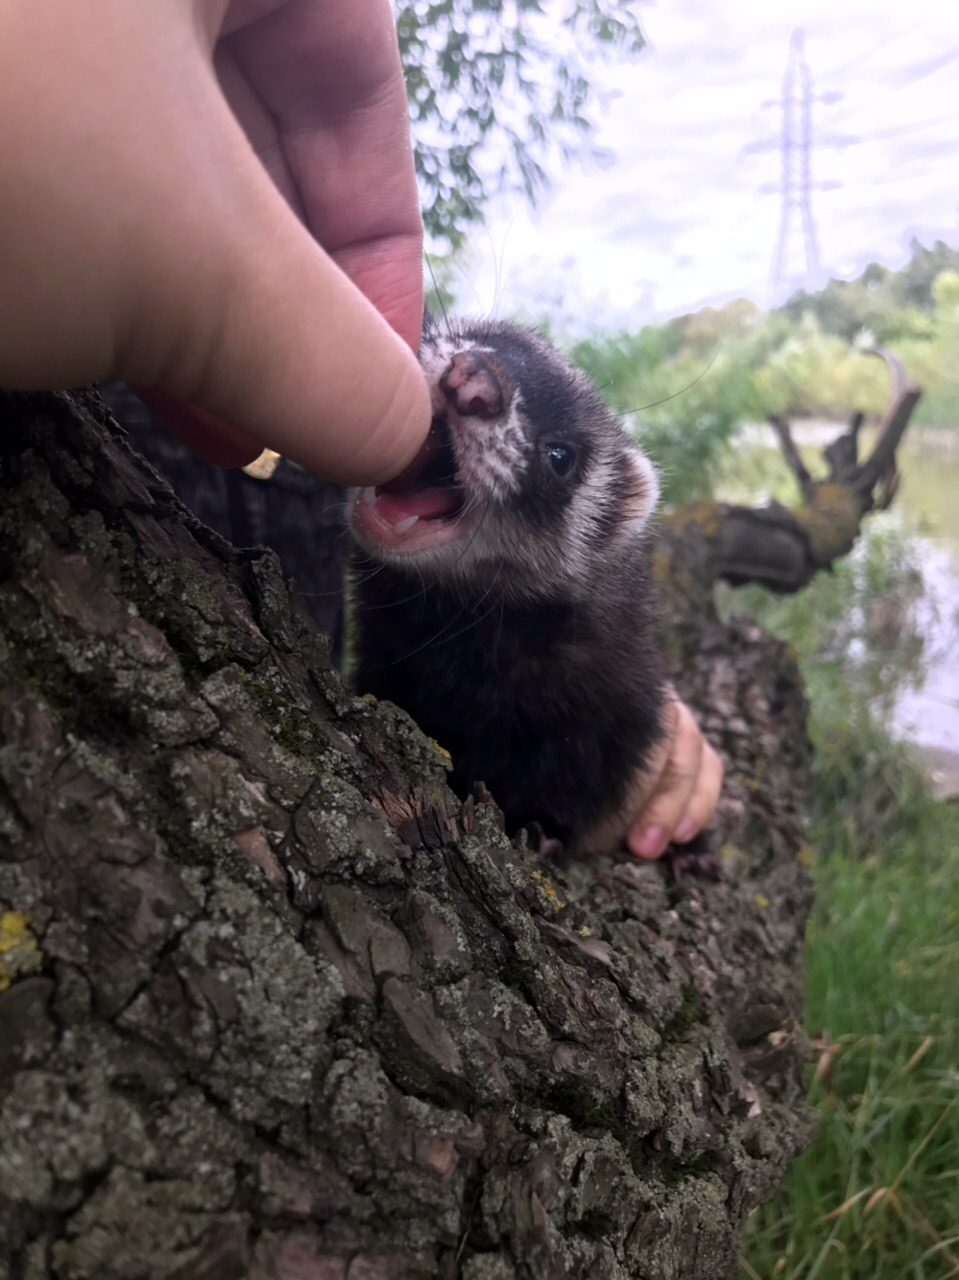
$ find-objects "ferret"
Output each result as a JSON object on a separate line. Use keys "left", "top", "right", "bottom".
{"left": 347, "top": 316, "right": 670, "bottom": 857}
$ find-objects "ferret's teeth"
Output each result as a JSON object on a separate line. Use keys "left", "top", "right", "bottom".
{"left": 393, "top": 515, "right": 420, "bottom": 536}
{"left": 359, "top": 486, "right": 376, "bottom": 506}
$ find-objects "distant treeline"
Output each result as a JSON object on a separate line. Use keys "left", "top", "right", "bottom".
{"left": 568, "top": 239, "right": 959, "bottom": 503}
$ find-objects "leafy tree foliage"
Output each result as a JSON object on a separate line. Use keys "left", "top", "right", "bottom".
{"left": 780, "top": 238, "right": 959, "bottom": 344}
{"left": 571, "top": 323, "right": 762, "bottom": 505}
{"left": 896, "top": 239, "right": 959, "bottom": 309}
{"left": 565, "top": 241, "right": 959, "bottom": 504}
{"left": 395, "top": 1, "right": 645, "bottom": 247}
{"left": 899, "top": 268, "right": 959, "bottom": 427}
{"left": 750, "top": 314, "right": 889, "bottom": 419}
{"left": 667, "top": 298, "right": 763, "bottom": 354}
{"left": 772, "top": 240, "right": 959, "bottom": 425}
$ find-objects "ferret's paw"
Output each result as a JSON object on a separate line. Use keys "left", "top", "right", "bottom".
{"left": 665, "top": 831, "right": 722, "bottom": 883}
{"left": 524, "top": 821, "right": 565, "bottom": 861}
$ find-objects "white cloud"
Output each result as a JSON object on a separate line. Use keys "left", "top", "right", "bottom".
{"left": 459, "top": 1, "right": 959, "bottom": 330}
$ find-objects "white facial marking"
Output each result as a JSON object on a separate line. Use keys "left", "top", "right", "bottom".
{"left": 453, "top": 391, "right": 529, "bottom": 502}
{"left": 420, "top": 338, "right": 497, "bottom": 415}
{"left": 625, "top": 449, "right": 660, "bottom": 529}
{"left": 421, "top": 334, "right": 530, "bottom": 503}
{"left": 349, "top": 323, "right": 662, "bottom": 600}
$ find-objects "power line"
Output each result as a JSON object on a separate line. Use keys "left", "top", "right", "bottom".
{"left": 743, "top": 30, "right": 954, "bottom": 302}
{"left": 853, "top": 113, "right": 958, "bottom": 145}
{"left": 743, "top": 111, "right": 956, "bottom": 159}
{"left": 829, "top": 46, "right": 959, "bottom": 128}
{"left": 766, "top": 30, "right": 836, "bottom": 304}
{"left": 883, "top": 43, "right": 959, "bottom": 90}
{"left": 818, "top": 20, "right": 923, "bottom": 84}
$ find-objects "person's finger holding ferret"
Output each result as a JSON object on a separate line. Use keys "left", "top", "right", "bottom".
{"left": 220, "top": 0, "right": 425, "bottom": 356}
{"left": 670, "top": 739, "right": 723, "bottom": 847}
{"left": 627, "top": 699, "right": 721, "bottom": 860}
{"left": 0, "top": 0, "right": 430, "bottom": 482}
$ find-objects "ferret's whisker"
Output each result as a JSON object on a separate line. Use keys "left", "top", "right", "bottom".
{"left": 297, "top": 531, "right": 382, "bottom": 602}
{"left": 447, "top": 498, "right": 493, "bottom": 570}
{"left": 351, "top": 574, "right": 432, "bottom": 612}
{"left": 610, "top": 352, "right": 720, "bottom": 418}
{"left": 425, "top": 253, "right": 452, "bottom": 337}
{"left": 364, "top": 587, "right": 480, "bottom": 673}
{"left": 350, "top": 318, "right": 673, "bottom": 859}
{"left": 368, "top": 569, "right": 503, "bottom": 673}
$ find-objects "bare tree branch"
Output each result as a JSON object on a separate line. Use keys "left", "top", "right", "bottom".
{"left": 855, "top": 348, "right": 923, "bottom": 495}
{"left": 768, "top": 414, "right": 814, "bottom": 501}
{"left": 657, "top": 350, "right": 922, "bottom": 604}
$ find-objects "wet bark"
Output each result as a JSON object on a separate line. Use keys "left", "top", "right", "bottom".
{"left": 0, "top": 387, "right": 815, "bottom": 1280}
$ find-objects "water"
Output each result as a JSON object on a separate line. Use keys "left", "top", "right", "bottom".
{"left": 878, "top": 436, "right": 959, "bottom": 791}
{"left": 735, "top": 422, "right": 959, "bottom": 793}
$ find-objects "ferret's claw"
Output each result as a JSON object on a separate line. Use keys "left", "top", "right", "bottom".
{"left": 665, "top": 831, "right": 722, "bottom": 882}
{"left": 525, "top": 821, "right": 565, "bottom": 860}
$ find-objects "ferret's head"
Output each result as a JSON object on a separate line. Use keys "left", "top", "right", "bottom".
{"left": 347, "top": 318, "right": 659, "bottom": 599}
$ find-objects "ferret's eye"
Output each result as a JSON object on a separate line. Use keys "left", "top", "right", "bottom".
{"left": 545, "top": 443, "right": 577, "bottom": 477}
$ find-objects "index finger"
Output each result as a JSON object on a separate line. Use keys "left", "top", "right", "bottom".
{"left": 223, "top": 0, "right": 424, "bottom": 351}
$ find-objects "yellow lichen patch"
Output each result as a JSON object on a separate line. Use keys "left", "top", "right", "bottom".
{"left": 0, "top": 911, "right": 42, "bottom": 992}
{"left": 661, "top": 502, "right": 725, "bottom": 540}
{"left": 754, "top": 894, "right": 770, "bottom": 910}
{"left": 720, "top": 843, "right": 743, "bottom": 861}
{"left": 0, "top": 911, "right": 35, "bottom": 954}
{"left": 428, "top": 739, "right": 452, "bottom": 762}
{"left": 530, "top": 869, "right": 566, "bottom": 913}
{"left": 794, "top": 484, "right": 863, "bottom": 561}
{"left": 649, "top": 546, "right": 674, "bottom": 587}
{"left": 796, "top": 844, "right": 815, "bottom": 867}
{"left": 362, "top": 693, "right": 378, "bottom": 704}
{"left": 578, "top": 926, "right": 593, "bottom": 938}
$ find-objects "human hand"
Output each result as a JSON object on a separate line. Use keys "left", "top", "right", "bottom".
{"left": 0, "top": 0, "right": 430, "bottom": 482}
{"left": 627, "top": 698, "right": 724, "bottom": 860}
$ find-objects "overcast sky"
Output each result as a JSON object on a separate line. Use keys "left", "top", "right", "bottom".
{"left": 456, "top": 1, "right": 958, "bottom": 331}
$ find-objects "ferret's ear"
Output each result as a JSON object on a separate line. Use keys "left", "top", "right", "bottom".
{"left": 620, "top": 444, "right": 660, "bottom": 534}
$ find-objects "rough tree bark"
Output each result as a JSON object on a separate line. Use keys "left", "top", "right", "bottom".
{"left": 3, "top": 369, "right": 912, "bottom": 1279}
{"left": 96, "top": 382, "right": 348, "bottom": 666}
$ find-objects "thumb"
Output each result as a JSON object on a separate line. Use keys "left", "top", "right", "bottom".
{"left": 132, "top": 217, "right": 432, "bottom": 481}
{"left": 0, "top": 0, "right": 430, "bottom": 484}
{"left": 119, "top": 69, "right": 432, "bottom": 484}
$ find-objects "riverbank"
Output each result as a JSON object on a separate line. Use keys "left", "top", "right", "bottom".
{"left": 727, "top": 419, "right": 959, "bottom": 795}
{"left": 741, "top": 418, "right": 959, "bottom": 455}
{"left": 735, "top": 419, "right": 959, "bottom": 1280}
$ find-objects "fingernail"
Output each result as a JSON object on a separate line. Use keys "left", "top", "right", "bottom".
{"left": 673, "top": 815, "right": 698, "bottom": 844}
{"left": 633, "top": 826, "right": 667, "bottom": 859}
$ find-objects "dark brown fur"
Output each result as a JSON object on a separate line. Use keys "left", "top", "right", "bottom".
{"left": 350, "top": 318, "right": 669, "bottom": 854}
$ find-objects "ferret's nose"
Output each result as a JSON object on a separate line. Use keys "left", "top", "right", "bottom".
{"left": 440, "top": 351, "right": 505, "bottom": 419}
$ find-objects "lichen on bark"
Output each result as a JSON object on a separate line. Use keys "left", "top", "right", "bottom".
{"left": 0, "top": 389, "right": 814, "bottom": 1279}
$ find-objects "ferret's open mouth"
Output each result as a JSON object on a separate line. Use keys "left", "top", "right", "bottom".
{"left": 351, "top": 416, "right": 468, "bottom": 555}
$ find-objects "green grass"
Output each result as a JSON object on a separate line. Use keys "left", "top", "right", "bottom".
{"left": 723, "top": 485, "right": 959, "bottom": 1279}
{"left": 740, "top": 791, "right": 959, "bottom": 1280}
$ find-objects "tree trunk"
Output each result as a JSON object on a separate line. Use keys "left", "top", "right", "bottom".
{"left": 0, "top": 387, "right": 815, "bottom": 1280}
{"left": 97, "top": 383, "right": 348, "bottom": 666}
